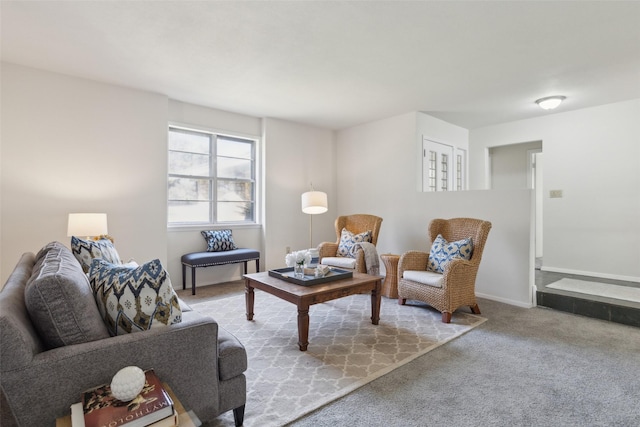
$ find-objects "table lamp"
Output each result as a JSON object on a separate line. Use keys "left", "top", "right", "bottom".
{"left": 67, "top": 213, "right": 108, "bottom": 240}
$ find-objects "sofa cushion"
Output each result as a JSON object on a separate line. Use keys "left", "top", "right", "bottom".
{"left": 89, "top": 259, "right": 182, "bottom": 336}
{"left": 24, "top": 242, "right": 110, "bottom": 349}
{"left": 201, "top": 229, "right": 238, "bottom": 252}
{"left": 33, "top": 241, "right": 63, "bottom": 264}
{"left": 71, "top": 236, "right": 122, "bottom": 273}
{"left": 427, "top": 234, "right": 474, "bottom": 274}
{"left": 337, "top": 228, "right": 372, "bottom": 258}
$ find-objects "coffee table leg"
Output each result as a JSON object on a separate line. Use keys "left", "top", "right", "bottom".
{"left": 245, "top": 280, "right": 254, "bottom": 321}
{"left": 297, "top": 305, "right": 310, "bottom": 351}
{"left": 371, "top": 279, "right": 381, "bottom": 325}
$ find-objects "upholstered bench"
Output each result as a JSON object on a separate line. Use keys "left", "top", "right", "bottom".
{"left": 181, "top": 249, "right": 260, "bottom": 295}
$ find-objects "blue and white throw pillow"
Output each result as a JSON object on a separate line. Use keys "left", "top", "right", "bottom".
{"left": 337, "top": 228, "right": 372, "bottom": 258}
{"left": 427, "top": 234, "right": 474, "bottom": 274}
{"left": 201, "top": 229, "right": 237, "bottom": 252}
{"left": 88, "top": 259, "right": 182, "bottom": 336}
{"left": 71, "top": 236, "right": 122, "bottom": 273}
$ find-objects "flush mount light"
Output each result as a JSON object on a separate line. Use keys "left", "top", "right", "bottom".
{"left": 535, "top": 95, "right": 566, "bottom": 110}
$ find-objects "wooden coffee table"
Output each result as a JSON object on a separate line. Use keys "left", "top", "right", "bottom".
{"left": 244, "top": 271, "right": 382, "bottom": 351}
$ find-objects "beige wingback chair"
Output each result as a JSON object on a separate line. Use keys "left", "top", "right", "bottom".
{"left": 398, "top": 217, "right": 492, "bottom": 323}
{"left": 318, "top": 214, "right": 383, "bottom": 273}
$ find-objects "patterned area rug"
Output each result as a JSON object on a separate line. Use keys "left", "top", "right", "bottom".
{"left": 191, "top": 292, "right": 486, "bottom": 427}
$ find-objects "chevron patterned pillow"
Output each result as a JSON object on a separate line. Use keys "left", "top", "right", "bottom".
{"left": 71, "top": 236, "right": 121, "bottom": 273}
{"left": 88, "top": 259, "right": 182, "bottom": 336}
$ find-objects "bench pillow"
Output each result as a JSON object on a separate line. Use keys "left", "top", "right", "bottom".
{"left": 89, "top": 258, "right": 182, "bottom": 336}
{"left": 25, "top": 242, "right": 110, "bottom": 349}
{"left": 201, "top": 229, "right": 238, "bottom": 252}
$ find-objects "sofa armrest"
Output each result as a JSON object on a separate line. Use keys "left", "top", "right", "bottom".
{"left": 2, "top": 311, "right": 221, "bottom": 427}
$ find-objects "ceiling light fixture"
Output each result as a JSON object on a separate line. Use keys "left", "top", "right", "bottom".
{"left": 535, "top": 95, "right": 566, "bottom": 110}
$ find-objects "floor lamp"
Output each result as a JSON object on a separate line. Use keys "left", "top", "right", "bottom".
{"left": 301, "top": 189, "right": 328, "bottom": 249}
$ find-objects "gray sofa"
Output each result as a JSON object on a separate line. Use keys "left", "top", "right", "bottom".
{"left": 0, "top": 242, "right": 247, "bottom": 426}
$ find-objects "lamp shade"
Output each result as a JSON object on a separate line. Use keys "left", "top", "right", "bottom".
{"left": 301, "top": 191, "right": 328, "bottom": 214}
{"left": 67, "top": 213, "right": 108, "bottom": 237}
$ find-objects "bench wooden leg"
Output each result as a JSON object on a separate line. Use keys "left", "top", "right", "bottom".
{"left": 191, "top": 267, "right": 196, "bottom": 295}
{"left": 182, "top": 264, "right": 186, "bottom": 290}
{"left": 243, "top": 261, "right": 248, "bottom": 275}
{"left": 256, "top": 259, "right": 260, "bottom": 272}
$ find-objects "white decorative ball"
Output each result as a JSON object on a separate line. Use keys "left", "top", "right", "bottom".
{"left": 110, "top": 366, "right": 146, "bottom": 402}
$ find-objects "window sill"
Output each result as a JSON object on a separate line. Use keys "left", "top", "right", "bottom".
{"left": 168, "top": 223, "right": 262, "bottom": 232}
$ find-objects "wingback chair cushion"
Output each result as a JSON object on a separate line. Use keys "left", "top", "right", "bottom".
{"left": 427, "top": 234, "right": 474, "bottom": 273}
{"left": 337, "top": 228, "right": 372, "bottom": 258}
{"left": 402, "top": 270, "right": 444, "bottom": 288}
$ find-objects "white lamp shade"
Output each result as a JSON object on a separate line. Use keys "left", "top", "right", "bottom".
{"left": 301, "top": 191, "right": 328, "bottom": 214}
{"left": 67, "top": 213, "right": 108, "bottom": 237}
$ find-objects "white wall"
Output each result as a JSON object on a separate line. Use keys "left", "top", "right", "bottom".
{"left": 415, "top": 113, "right": 469, "bottom": 191}
{"left": 262, "top": 118, "right": 335, "bottom": 270}
{"left": 166, "top": 109, "right": 337, "bottom": 288}
{"left": 470, "top": 99, "right": 640, "bottom": 282}
{"left": 0, "top": 61, "right": 554, "bottom": 306}
{"left": 1, "top": 63, "right": 168, "bottom": 284}
{"left": 489, "top": 141, "right": 541, "bottom": 190}
{"left": 0, "top": 65, "right": 337, "bottom": 290}
{"left": 336, "top": 112, "right": 533, "bottom": 307}
{"left": 166, "top": 100, "right": 263, "bottom": 287}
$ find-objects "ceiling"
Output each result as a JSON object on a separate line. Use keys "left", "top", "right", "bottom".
{"left": 2, "top": 1, "right": 639, "bottom": 130}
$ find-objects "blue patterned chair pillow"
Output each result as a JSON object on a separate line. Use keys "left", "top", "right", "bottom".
{"left": 337, "top": 228, "right": 372, "bottom": 258}
{"left": 201, "top": 229, "right": 238, "bottom": 252}
{"left": 427, "top": 234, "right": 474, "bottom": 273}
{"left": 71, "top": 236, "right": 122, "bottom": 273}
{"left": 88, "top": 259, "right": 182, "bottom": 336}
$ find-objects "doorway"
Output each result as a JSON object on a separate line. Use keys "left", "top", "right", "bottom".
{"left": 488, "top": 140, "right": 543, "bottom": 305}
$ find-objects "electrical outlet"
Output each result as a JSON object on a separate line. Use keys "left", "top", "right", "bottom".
{"left": 550, "top": 190, "right": 563, "bottom": 198}
{"left": 286, "top": 246, "right": 291, "bottom": 254}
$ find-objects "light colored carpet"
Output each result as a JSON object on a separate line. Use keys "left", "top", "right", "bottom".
{"left": 191, "top": 292, "right": 485, "bottom": 427}
{"left": 547, "top": 278, "right": 640, "bottom": 303}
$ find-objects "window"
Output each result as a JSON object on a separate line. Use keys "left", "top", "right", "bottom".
{"left": 440, "top": 153, "right": 449, "bottom": 191}
{"left": 456, "top": 154, "right": 463, "bottom": 190}
{"left": 422, "top": 138, "right": 466, "bottom": 192}
{"left": 428, "top": 150, "right": 437, "bottom": 192}
{"left": 168, "top": 126, "right": 257, "bottom": 225}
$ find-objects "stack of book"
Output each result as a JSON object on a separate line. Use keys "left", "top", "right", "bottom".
{"left": 70, "top": 369, "right": 179, "bottom": 427}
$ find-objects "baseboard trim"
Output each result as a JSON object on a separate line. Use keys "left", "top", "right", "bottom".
{"left": 476, "top": 292, "right": 533, "bottom": 309}
{"left": 540, "top": 266, "right": 640, "bottom": 283}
